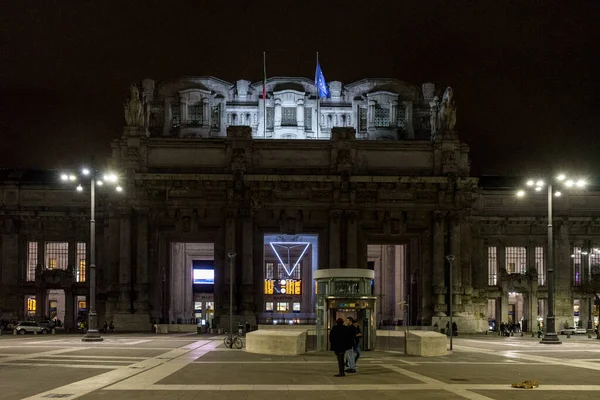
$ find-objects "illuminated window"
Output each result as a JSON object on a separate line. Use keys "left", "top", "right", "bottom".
{"left": 573, "top": 247, "right": 582, "bottom": 285}
{"left": 265, "top": 262, "right": 274, "bottom": 280}
{"left": 293, "top": 302, "right": 301, "bottom": 312}
{"left": 264, "top": 280, "right": 274, "bottom": 294}
{"left": 488, "top": 247, "right": 497, "bottom": 285}
{"left": 265, "top": 302, "right": 273, "bottom": 312}
{"left": 505, "top": 247, "right": 526, "bottom": 274}
{"left": 78, "top": 301, "right": 87, "bottom": 310}
{"left": 535, "top": 247, "right": 545, "bottom": 285}
{"left": 27, "top": 242, "right": 38, "bottom": 281}
{"left": 45, "top": 242, "right": 68, "bottom": 270}
{"left": 188, "top": 103, "right": 203, "bottom": 125}
{"left": 276, "top": 302, "right": 288, "bottom": 312}
{"left": 76, "top": 242, "right": 86, "bottom": 282}
{"left": 27, "top": 296, "right": 36, "bottom": 312}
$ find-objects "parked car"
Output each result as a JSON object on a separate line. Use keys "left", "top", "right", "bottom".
{"left": 559, "top": 326, "right": 587, "bottom": 335}
{"left": 38, "top": 320, "right": 56, "bottom": 330}
{"left": 14, "top": 321, "right": 50, "bottom": 335}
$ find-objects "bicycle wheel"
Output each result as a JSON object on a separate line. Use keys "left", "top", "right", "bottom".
{"left": 233, "top": 336, "right": 243, "bottom": 349}
{"left": 223, "top": 335, "right": 233, "bottom": 348}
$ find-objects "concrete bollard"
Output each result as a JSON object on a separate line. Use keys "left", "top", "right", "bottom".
{"left": 13, "top": 329, "right": 16, "bottom": 335}
{"left": 567, "top": 333, "right": 571, "bottom": 338}
{"left": 34, "top": 330, "right": 37, "bottom": 335}
{"left": 52, "top": 328, "right": 56, "bottom": 335}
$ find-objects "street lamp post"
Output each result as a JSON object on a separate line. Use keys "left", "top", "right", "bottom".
{"left": 517, "top": 174, "right": 587, "bottom": 345}
{"left": 227, "top": 252, "right": 236, "bottom": 337}
{"left": 61, "top": 168, "right": 122, "bottom": 342}
{"left": 446, "top": 254, "right": 455, "bottom": 351}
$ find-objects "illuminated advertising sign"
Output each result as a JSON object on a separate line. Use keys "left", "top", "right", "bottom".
{"left": 264, "top": 279, "right": 301, "bottom": 295}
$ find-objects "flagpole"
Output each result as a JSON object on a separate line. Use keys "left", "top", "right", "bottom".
{"left": 316, "top": 52, "right": 319, "bottom": 140}
{"left": 263, "top": 52, "right": 267, "bottom": 139}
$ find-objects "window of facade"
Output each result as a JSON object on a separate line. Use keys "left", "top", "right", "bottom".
{"left": 171, "top": 103, "right": 181, "bottom": 128}
{"left": 359, "top": 107, "right": 367, "bottom": 131}
{"left": 266, "top": 107, "right": 274, "bottom": 130}
{"left": 293, "top": 302, "right": 301, "bottom": 312}
{"left": 265, "top": 302, "right": 273, "bottom": 312}
{"left": 265, "top": 262, "right": 274, "bottom": 280}
{"left": 276, "top": 302, "right": 288, "bottom": 312}
{"left": 27, "top": 242, "right": 38, "bottom": 281}
{"left": 26, "top": 295, "right": 36, "bottom": 317}
{"left": 374, "top": 106, "right": 390, "bottom": 127}
{"left": 45, "top": 242, "right": 68, "bottom": 270}
{"left": 505, "top": 247, "right": 526, "bottom": 274}
{"left": 188, "top": 103, "right": 203, "bottom": 125}
{"left": 573, "top": 247, "right": 582, "bottom": 285}
{"left": 211, "top": 105, "right": 220, "bottom": 129}
{"left": 304, "top": 107, "right": 312, "bottom": 130}
{"left": 535, "top": 246, "right": 545, "bottom": 285}
{"left": 397, "top": 106, "right": 406, "bottom": 130}
{"left": 488, "top": 247, "right": 497, "bottom": 285}
{"left": 282, "top": 107, "right": 296, "bottom": 126}
{"left": 76, "top": 242, "right": 86, "bottom": 282}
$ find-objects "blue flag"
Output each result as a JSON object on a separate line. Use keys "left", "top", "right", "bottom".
{"left": 315, "top": 62, "right": 330, "bottom": 99}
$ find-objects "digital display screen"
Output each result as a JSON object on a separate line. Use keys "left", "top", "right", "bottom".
{"left": 193, "top": 269, "right": 214, "bottom": 284}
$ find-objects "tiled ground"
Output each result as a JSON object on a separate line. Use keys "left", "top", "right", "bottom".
{"left": 2, "top": 333, "right": 600, "bottom": 399}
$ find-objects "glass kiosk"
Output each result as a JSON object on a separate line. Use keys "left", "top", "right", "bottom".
{"left": 314, "top": 269, "right": 376, "bottom": 351}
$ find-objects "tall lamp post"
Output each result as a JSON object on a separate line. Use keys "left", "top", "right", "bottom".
{"left": 227, "top": 252, "right": 236, "bottom": 337}
{"left": 516, "top": 174, "right": 587, "bottom": 345}
{"left": 446, "top": 254, "right": 455, "bottom": 350}
{"left": 61, "top": 168, "right": 122, "bottom": 342}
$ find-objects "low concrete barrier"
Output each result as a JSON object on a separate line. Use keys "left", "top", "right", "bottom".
{"left": 154, "top": 324, "right": 197, "bottom": 334}
{"left": 406, "top": 331, "right": 447, "bottom": 356}
{"left": 246, "top": 329, "right": 307, "bottom": 356}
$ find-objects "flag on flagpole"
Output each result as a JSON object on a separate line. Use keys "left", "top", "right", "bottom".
{"left": 263, "top": 52, "right": 267, "bottom": 100}
{"left": 315, "top": 62, "right": 330, "bottom": 99}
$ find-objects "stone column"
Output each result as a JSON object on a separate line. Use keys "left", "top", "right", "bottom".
{"left": 329, "top": 211, "right": 341, "bottom": 269}
{"left": 498, "top": 243, "right": 506, "bottom": 275}
{"left": 432, "top": 211, "right": 446, "bottom": 315}
{"left": 390, "top": 100, "right": 398, "bottom": 128}
{"left": 224, "top": 214, "right": 236, "bottom": 316}
{"left": 461, "top": 219, "right": 472, "bottom": 288}
{"left": 345, "top": 211, "right": 358, "bottom": 268}
{"left": 64, "top": 290, "right": 74, "bottom": 331}
{"left": 274, "top": 98, "right": 282, "bottom": 129}
{"left": 449, "top": 213, "right": 462, "bottom": 306}
{"left": 501, "top": 288, "right": 509, "bottom": 325}
{"left": 526, "top": 241, "right": 536, "bottom": 275}
{"left": 420, "top": 229, "right": 433, "bottom": 325}
{"left": 119, "top": 214, "right": 131, "bottom": 309}
{"left": 202, "top": 98, "right": 210, "bottom": 128}
{"left": 170, "top": 243, "right": 184, "bottom": 321}
{"left": 136, "top": 213, "right": 149, "bottom": 311}
{"left": 296, "top": 98, "right": 304, "bottom": 131}
{"left": 241, "top": 214, "right": 254, "bottom": 314}
{"left": 163, "top": 98, "right": 172, "bottom": 136}
{"left": 367, "top": 100, "right": 376, "bottom": 129}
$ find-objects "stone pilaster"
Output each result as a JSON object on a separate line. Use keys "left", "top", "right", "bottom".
{"left": 296, "top": 98, "right": 304, "bottom": 131}
{"left": 329, "top": 211, "right": 341, "bottom": 269}
{"left": 241, "top": 213, "right": 254, "bottom": 315}
{"left": 432, "top": 211, "right": 446, "bottom": 315}
{"left": 345, "top": 211, "right": 358, "bottom": 268}
{"left": 118, "top": 213, "right": 131, "bottom": 309}
{"left": 64, "top": 290, "right": 74, "bottom": 331}
{"left": 274, "top": 98, "right": 282, "bottom": 129}
{"left": 449, "top": 213, "right": 462, "bottom": 306}
{"left": 135, "top": 212, "right": 149, "bottom": 312}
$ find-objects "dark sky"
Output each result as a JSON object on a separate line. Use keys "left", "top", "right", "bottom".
{"left": 1, "top": 1, "right": 599, "bottom": 176}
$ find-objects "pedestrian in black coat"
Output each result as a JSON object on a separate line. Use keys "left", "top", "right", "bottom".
{"left": 330, "top": 318, "right": 353, "bottom": 377}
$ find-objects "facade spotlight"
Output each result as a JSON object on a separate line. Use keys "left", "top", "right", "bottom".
{"left": 82, "top": 168, "right": 90, "bottom": 176}
{"left": 76, "top": 185, "right": 83, "bottom": 192}
{"left": 571, "top": 254, "right": 576, "bottom": 258}
{"left": 536, "top": 180, "right": 544, "bottom": 187}
{"left": 582, "top": 251, "right": 589, "bottom": 255}
{"left": 526, "top": 180, "right": 534, "bottom": 186}
{"left": 557, "top": 174, "right": 566, "bottom": 181}
{"left": 516, "top": 190, "right": 525, "bottom": 197}
{"left": 69, "top": 175, "right": 77, "bottom": 181}
{"left": 115, "top": 186, "right": 123, "bottom": 192}
{"left": 554, "top": 191, "right": 562, "bottom": 197}
{"left": 577, "top": 179, "right": 586, "bottom": 187}
{"left": 104, "top": 173, "right": 118, "bottom": 183}
{"left": 60, "top": 174, "right": 68, "bottom": 181}
{"left": 535, "top": 186, "right": 542, "bottom": 191}
{"left": 565, "top": 180, "right": 574, "bottom": 187}
{"left": 97, "top": 180, "right": 103, "bottom": 186}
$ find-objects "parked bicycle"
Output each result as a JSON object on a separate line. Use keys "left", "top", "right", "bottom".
{"left": 223, "top": 332, "right": 243, "bottom": 349}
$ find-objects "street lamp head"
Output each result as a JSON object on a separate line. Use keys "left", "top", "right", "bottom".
{"left": 96, "top": 180, "right": 103, "bottom": 186}
{"left": 565, "top": 179, "right": 574, "bottom": 188}
{"left": 104, "top": 173, "right": 118, "bottom": 183}
{"left": 577, "top": 179, "right": 586, "bottom": 188}
{"left": 69, "top": 175, "right": 77, "bottom": 181}
{"left": 516, "top": 190, "right": 525, "bottom": 197}
{"left": 82, "top": 168, "right": 90, "bottom": 176}
{"left": 446, "top": 255, "right": 455, "bottom": 262}
{"left": 554, "top": 191, "right": 562, "bottom": 197}
{"left": 536, "top": 180, "right": 544, "bottom": 187}
{"left": 557, "top": 174, "right": 566, "bottom": 181}
{"left": 115, "top": 186, "right": 123, "bottom": 192}
{"left": 227, "top": 252, "right": 236, "bottom": 258}
{"left": 60, "top": 174, "right": 68, "bottom": 181}
{"left": 535, "top": 186, "right": 542, "bottom": 192}
{"left": 76, "top": 184, "right": 83, "bottom": 192}
{"left": 526, "top": 180, "right": 534, "bottom": 187}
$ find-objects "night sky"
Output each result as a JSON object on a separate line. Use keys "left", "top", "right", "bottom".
{"left": 1, "top": 1, "right": 599, "bottom": 176}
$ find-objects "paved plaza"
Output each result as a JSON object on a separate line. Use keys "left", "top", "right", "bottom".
{"left": 2, "top": 333, "right": 600, "bottom": 399}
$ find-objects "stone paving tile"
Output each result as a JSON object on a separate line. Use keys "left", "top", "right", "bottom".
{"left": 0, "top": 346, "right": 57, "bottom": 354}
{"left": 473, "top": 390, "right": 600, "bottom": 400}
{"left": 402, "top": 364, "right": 600, "bottom": 385}
{"left": 0, "top": 365, "right": 105, "bottom": 400}
{"left": 69, "top": 348, "right": 168, "bottom": 358}
{"left": 158, "top": 363, "right": 422, "bottom": 385}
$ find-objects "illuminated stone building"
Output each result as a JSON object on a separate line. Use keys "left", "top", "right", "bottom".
{"left": 0, "top": 76, "right": 598, "bottom": 334}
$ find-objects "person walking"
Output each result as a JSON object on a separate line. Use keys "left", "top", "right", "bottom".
{"left": 352, "top": 318, "right": 362, "bottom": 365}
{"left": 345, "top": 317, "right": 357, "bottom": 373}
{"left": 329, "top": 318, "right": 352, "bottom": 377}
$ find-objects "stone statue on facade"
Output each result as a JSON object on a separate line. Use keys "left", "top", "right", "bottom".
{"left": 438, "top": 87, "right": 457, "bottom": 132}
{"left": 429, "top": 95, "right": 440, "bottom": 140}
{"left": 124, "top": 85, "right": 145, "bottom": 127}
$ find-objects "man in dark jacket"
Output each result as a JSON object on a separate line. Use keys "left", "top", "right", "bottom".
{"left": 330, "top": 318, "right": 353, "bottom": 377}
{"left": 345, "top": 317, "right": 357, "bottom": 373}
